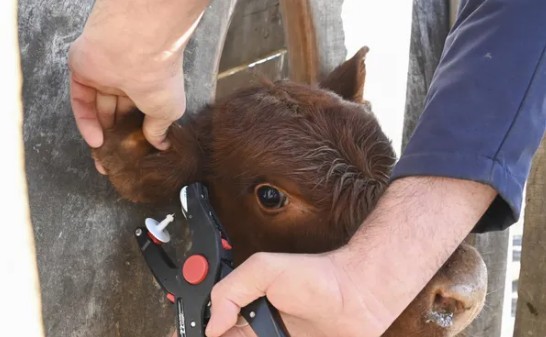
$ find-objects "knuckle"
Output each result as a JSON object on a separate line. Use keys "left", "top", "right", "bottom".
{"left": 248, "top": 252, "right": 272, "bottom": 269}
{"left": 210, "top": 285, "right": 223, "bottom": 304}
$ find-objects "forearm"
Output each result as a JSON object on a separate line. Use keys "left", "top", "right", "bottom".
{"left": 337, "top": 0, "right": 545, "bottom": 325}
{"left": 337, "top": 177, "right": 496, "bottom": 327}
{"left": 393, "top": 0, "right": 546, "bottom": 232}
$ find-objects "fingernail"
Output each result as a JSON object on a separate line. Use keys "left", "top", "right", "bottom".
{"left": 86, "top": 135, "right": 104, "bottom": 149}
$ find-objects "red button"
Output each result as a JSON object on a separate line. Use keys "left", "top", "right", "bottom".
{"left": 221, "top": 238, "right": 232, "bottom": 250}
{"left": 147, "top": 232, "right": 161, "bottom": 245}
{"left": 182, "top": 255, "right": 209, "bottom": 285}
{"left": 166, "top": 293, "right": 175, "bottom": 303}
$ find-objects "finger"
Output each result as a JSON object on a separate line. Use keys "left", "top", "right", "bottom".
{"left": 225, "top": 317, "right": 258, "bottom": 337}
{"left": 206, "top": 253, "right": 284, "bottom": 337}
{"left": 220, "top": 325, "right": 256, "bottom": 337}
{"left": 142, "top": 116, "right": 173, "bottom": 150}
{"left": 95, "top": 160, "right": 107, "bottom": 175}
{"left": 70, "top": 75, "right": 103, "bottom": 148}
{"left": 235, "top": 314, "right": 249, "bottom": 328}
{"left": 206, "top": 296, "right": 240, "bottom": 337}
{"left": 115, "top": 96, "right": 135, "bottom": 122}
{"left": 96, "top": 92, "right": 117, "bottom": 129}
{"left": 131, "top": 76, "right": 186, "bottom": 150}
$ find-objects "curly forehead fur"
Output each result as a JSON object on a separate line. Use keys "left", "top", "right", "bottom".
{"left": 209, "top": 80, "right": 396, "bottom": 231}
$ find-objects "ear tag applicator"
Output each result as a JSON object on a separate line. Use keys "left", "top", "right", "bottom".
{"left": 135, "top": 182, "right": 290, "bottom": 337}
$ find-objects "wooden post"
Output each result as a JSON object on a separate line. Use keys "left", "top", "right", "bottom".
{"left": 0, "top": 1, "right": 44, "bottom": 336}
{"left": 402, "top": 0, "right": 450, "bottom": 149}
{"left": 514, "top": 136, "right": 546, "bottom": 337}
{"left": 216, "top": 0, "right": 289, "bottom": 99}
{"left": 278, "top": 0, "right": 319, "bottom": 84}
{"left": 279, "top": 0, "right": 346, "bottom": 84}
{"left": 184, "top": 1, "right": 238, "bottom": 114}
{"left": 18, "top": 0, "right": 235, "bottom": 336}
{"left": 462, "top": 234, "right": 509, "bottom": 337}
{"left": 403, "top": 1, "right": 509, "bottom": 336}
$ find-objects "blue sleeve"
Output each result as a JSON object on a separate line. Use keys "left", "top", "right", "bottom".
{"left": 391, "top": 0, "right": 546, "bottom": 233}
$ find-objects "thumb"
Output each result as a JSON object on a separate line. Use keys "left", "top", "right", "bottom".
{"left": 132, "top": 76, "right": 186, "bottom": 150}
{"left": 142, "top": 114, "right": 177, "bottom": 150}
{"left": 206, "top": 253, "right": 285, "bottom": 337}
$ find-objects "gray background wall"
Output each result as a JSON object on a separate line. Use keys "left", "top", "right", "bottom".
{"left": 18, "top": 1, "right": 234, "bottom": 336}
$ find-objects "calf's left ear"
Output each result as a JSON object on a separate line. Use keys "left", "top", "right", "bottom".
{"left": 93, "top": 110, "right": 205, "bottom": 204}
{"left": 319, "top": 46, "right": 368, "bottom": 103}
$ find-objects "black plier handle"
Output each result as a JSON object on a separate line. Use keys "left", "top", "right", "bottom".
{"left": 135, "top": 182, "right": 289, "bottom": 337}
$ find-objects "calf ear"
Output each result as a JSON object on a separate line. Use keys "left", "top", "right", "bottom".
{"left": 319, "top": 46, "right": 369, "bottom": 103}
{"left": 92, "top": 110, "right": 205, "bottom": 204}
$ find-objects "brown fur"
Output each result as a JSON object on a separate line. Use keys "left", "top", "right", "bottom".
{"left": 92, "top": 47, "right": 486, "bottom": 336}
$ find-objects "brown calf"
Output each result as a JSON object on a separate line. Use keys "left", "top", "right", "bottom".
{"left": 93, "top": 48, "right": 487, "bottom": 337}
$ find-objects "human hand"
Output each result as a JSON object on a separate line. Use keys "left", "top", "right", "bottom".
{"left": 68, "top": 0, "right": 208, "bottom": 164}
{"left": 204, "top": 251, "right": 393, "bottom": 337}
{"left": 203, "top": 177, "right": 497, "bottom": 337}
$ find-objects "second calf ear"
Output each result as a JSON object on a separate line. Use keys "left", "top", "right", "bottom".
{"left": 93, "top": 111, "right": 204, "bottom": 204}
{"left": 319, "top": 46, "right": 369, "bottom": 103}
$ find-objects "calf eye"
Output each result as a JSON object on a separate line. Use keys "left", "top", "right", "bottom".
{"left": 256, "top": 184, "right": 287, "bottom": 209}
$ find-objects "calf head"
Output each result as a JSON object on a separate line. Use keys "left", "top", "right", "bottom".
{"left": 92, "top": 47, "right": 487, "bottom": 336}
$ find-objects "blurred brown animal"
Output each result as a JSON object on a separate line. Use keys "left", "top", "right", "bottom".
{"left": 92, "top": 47, "right": 487, "bottom": 337}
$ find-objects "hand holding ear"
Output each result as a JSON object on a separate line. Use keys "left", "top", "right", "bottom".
{"left": 68, "top": 0, "right": 209, "bottom": 170}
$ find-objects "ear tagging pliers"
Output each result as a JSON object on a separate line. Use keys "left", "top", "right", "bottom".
{"left": 134, "top": 182, "right": 289, "bottom": 337}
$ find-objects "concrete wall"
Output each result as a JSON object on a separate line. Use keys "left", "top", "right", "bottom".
{"left": 18, "top": 1, "right": 234, "bottom": 336}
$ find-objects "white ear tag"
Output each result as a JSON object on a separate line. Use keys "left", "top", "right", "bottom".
{"left": 180, "top": 186, "right": 188, "bottom": 215}
{"left": 145, "top": 213, "right": 174, "bottom": 243}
